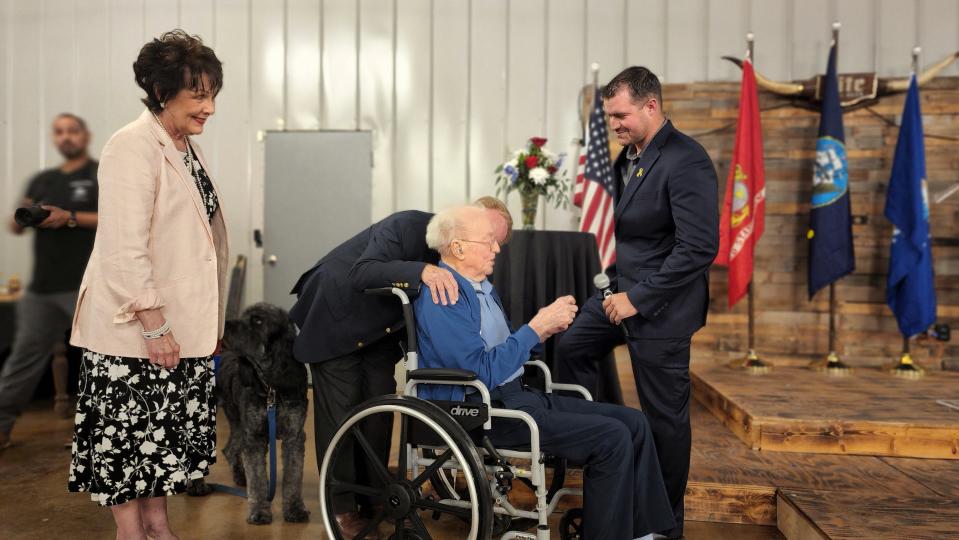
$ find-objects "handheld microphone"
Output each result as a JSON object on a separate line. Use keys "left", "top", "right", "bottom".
{"left": 593, "top": 273, "right": 630, "bottom": 338}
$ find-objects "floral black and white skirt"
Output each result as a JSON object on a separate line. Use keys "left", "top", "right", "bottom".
{"left": 68, "top": 349, "right": 216, "bottom": 506}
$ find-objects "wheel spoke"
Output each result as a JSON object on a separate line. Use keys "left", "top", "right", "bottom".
{"left": 351, "top": 425, "right": 393, "bottom": 485}
{"left": 411, "top": 448, "right": 454, "bottom": 488}
{"left": 408, "top": 510, "right": 433, "bottom": 540}
{"left": 354, "top": 507, "right": 388, "bottom": 540}
{"left": 415, "top": 498, "right": 473, "bottom": 519}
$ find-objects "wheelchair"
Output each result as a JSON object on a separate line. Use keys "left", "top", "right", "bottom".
{"left": 319, "top": 287, "right": 593, "bottom": 540}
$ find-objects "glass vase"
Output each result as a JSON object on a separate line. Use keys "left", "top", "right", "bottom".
{"left": 520, "top": 190, "right": 539, "bottom": 230}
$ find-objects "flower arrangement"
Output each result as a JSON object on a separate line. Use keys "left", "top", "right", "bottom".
{"left": 494, "top": 137, "right": 569, "bottom": 229}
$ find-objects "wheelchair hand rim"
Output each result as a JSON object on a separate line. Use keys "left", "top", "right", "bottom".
{"left": 318, "top": 400, "right": 482, "bottom": 540}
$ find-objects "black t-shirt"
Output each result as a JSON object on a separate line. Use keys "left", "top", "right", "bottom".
{"left": 22, "top": 160, "right": 99, "bottom": 294}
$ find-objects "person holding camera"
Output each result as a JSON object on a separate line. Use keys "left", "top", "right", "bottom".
{"left": 0, "top": 113, "right": 98, "bottom": 450}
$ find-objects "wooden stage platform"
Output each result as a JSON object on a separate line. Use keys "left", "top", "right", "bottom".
{"left": 692, "top": 363, "right": 959, "bottom": 459}
{"left": 680, "top": 361, "right": 959, "bottom": 538}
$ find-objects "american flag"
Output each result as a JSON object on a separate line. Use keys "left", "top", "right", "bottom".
{"left": 574, "top": 86, "right": 617, "bottom": 268}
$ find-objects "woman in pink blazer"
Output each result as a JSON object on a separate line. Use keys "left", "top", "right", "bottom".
{"left": 68, "top": 30, "right": 228, "bottom": 540}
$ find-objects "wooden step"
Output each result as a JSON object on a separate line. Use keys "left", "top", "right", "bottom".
{"left": 777, "top": 489, "right": 959, "bottom": 539}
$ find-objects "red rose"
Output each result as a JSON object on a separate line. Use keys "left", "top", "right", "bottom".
{"left": 530, "top": 137, "right": 547, "bottom": 148}
{"left": 525, "top": 155, "right": 540, "bottom": 169}
{"left": 548, "top": 166, "right": 557, "bottom": 174}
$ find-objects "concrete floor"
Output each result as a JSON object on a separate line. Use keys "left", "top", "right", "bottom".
{"left": 0, "top": 399, "right": 784, "bottom": 540}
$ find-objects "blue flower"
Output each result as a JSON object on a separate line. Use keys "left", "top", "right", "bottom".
{"left": 504, "top": 163, "right": 519, "bottom": 183}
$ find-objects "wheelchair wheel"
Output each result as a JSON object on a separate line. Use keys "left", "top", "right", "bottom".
{"left": 559, "top": 507, "right": 584, "bottom": 540}
{"left": 320, "top": 395, "right": 493, "bottom": 540}
{"left": 421, "top": 448, "right": 462, "bottom": 502}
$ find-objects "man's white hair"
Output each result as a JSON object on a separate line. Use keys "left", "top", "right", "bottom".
{"left": 426, "top": 205, "right": 485, "bottom": 256}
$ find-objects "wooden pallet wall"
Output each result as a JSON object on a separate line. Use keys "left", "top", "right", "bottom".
{"left": 661, "top": 78, "right": 959, "bottom": 367}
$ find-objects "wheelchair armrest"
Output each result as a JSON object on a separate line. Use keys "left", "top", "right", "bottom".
{"left": 525, "top": 360, "right": 593, "bottom": 400}
{"left": 408, "top": 368, "right": 478, "bottom": 382}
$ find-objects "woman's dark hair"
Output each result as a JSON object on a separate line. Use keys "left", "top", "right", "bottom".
{"left": 133, "top": 29, "right": 223, "bottom": 113}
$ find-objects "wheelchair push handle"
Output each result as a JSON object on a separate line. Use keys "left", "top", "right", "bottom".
{"left": 364, "top": 287, "right": 417, "bottom": 354}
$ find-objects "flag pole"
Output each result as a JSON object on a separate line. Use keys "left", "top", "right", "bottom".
{"left": 740, "top": 31, "right": 770, "bottom": 375}
{"left": 811, "top": 21, "right": 852, "bottom": 376}
{"left": 889, "top": 46, "right": 927, "bottom": 380}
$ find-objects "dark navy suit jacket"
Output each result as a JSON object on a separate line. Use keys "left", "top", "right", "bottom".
{"left": 611, "top": 120, "right": 719, "bottom": 339}
{"left": 289, "top": 210, "right": 438, "bottom": 363}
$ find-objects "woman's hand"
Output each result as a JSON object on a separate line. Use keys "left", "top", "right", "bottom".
{"left": 137, "top": 309, "right": 181, "bottom": 369}
{"left": 145, "top": 332, "right": 181, "bottom": 369}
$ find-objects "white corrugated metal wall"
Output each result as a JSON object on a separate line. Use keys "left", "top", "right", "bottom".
{"left": 1, "top": 0, "right": 956, "bottom": 302}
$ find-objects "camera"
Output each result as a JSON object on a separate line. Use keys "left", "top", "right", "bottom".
{"left": 14, "top": 205, "right": 50, "bottom": 228}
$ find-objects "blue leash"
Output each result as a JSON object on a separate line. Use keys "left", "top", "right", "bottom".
{"left": 209, "top": 356, "right": 278, "bottom": 501}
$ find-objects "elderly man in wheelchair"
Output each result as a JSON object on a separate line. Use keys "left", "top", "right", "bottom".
{"left": 319, "top": 205, "right": 674, "bottom": 540}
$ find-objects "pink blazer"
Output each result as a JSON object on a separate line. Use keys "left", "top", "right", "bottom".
{"left": 70, "top": 109, "right": 229, "bottom": 358}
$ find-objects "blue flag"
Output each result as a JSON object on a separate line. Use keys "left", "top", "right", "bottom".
{"left": 886, "top": 75, "right": 936, "bottom": 337}
{"left": 808, "top": 42, "right": 855, "bottom": 298}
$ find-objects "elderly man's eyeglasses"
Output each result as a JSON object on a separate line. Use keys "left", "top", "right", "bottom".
{"left": 456, "top": 238, "right": 497, "bottom": 250}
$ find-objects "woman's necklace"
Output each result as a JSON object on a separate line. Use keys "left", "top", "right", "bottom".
{"left": 152, "top": 111, "right": 202, "bottom": 189}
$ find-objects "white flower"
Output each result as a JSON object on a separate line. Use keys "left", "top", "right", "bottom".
{"left": 135, "top": 480, "right": 147, "bottom": 491}
{"left": 163, "top": 454, "right": 179, "bottom": 466}
{"left": 529, "top": 167, "right": 550, "bottom": 185}
{"left": 197, "top": 460, "right": 208, "bottom": 469}
{"left": 108, "top": 364, "right": 130, "bottom": 381}
{"left": 186, "top": 399, "right": 200, "bottom": 416}
{"left": 99, "top": 438, "right": 113, "bottom": 451}
{"left": 122, "top": 466, "right": 134, "bottom": 479}
{"left": 104, "top": 426, "right": 116, "bottom": 436}
{"left": 153, "top": 427, "right": 166, "bottom": 441}
{"left": 169, "top": 470, "right": 186, "bottom": 483}
{"left": 74, "top": 413, "right": 85, "bottom": 423}
{"left": 139, "top": 441, "right": 158, "bottom": 455}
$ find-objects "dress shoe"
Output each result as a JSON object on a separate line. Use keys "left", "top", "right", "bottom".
{"left": 335, "top": 511, "right": 381, "bottom": 540}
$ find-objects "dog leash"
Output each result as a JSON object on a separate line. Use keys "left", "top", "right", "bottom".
{"left": 208, "top": 355, "right": 279, "bottom": 502}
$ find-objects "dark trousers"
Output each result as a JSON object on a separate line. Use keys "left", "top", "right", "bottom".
{"left": 0, "top": 290, "right": 76, "bottom": 435}
{"left": 473, "top": 379, "right": 674, "bottom": 539}
{"left": 309, "top": 334, "right": 401, "bottom": 514}
{"left": 556, "top": 294, "right": 692, "bottom": 538}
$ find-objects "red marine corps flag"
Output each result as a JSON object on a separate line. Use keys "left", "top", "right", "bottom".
{"left": 715, "top": 56, "right": 766, "bottom": 307}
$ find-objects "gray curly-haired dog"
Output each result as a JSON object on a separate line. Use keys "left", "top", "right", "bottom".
{"left": 205, "top": 303, "right": 310, "bottom": 524}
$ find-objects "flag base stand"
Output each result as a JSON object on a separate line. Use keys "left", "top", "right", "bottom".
{"left": 728, "top": 350, "right": 771, "bottom": 375}
{"left": 888, "top": 353, "right": 925, "bottom": 379}
{"left": 810, "top": 351, "right": 852, "bottom": 376}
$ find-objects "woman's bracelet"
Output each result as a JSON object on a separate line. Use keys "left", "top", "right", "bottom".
{"left": 141, "top": 321, "right": 171, "bottom": 340}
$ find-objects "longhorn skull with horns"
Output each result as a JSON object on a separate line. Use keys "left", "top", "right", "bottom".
{"left": 722, "top": 52, "right": 959, "bottom": 111}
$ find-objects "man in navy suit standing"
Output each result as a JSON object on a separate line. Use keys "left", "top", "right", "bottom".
{"left": 557, "top": 66, "right": 719, "bottom": 539}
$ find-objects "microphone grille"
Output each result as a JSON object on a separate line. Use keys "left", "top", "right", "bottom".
{"left": 593, "top": 273, "right": 611, "bottom": 290}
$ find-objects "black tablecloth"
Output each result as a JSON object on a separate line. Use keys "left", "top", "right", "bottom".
{"left": 492, "top": 230, "right": 623, "bottom": 403}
